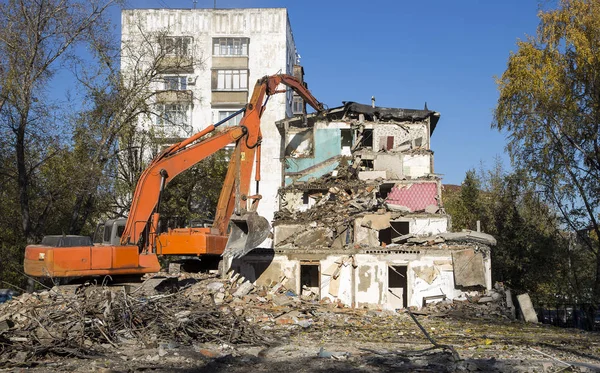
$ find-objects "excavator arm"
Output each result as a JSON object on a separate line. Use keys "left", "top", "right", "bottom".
{"left": 23, "top": 74, "right": 323, "bottom": 278}
{"left": 121, "top": 74, "right": 323, "bottom": 256}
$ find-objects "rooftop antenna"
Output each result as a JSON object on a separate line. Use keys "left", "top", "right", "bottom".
{"left": 214, "top": 0, "right": 217, "bottom": 8}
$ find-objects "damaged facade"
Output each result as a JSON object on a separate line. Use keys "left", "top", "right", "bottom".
{"left": 230, "top": 102, "right": 496, "bottom": 310}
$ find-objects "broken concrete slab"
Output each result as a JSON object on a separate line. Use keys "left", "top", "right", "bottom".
{"left": 360, "top": 213, "right": 391, "bottom": 230}
{"left": 272, "top": 294, "right": 293, "bottom": 307}
{"left": 391, "top": 233, "right": 414, "bottom": 244}
{"left": 452, "top": 249, "right": 486, "bottom": 288}
{"left": 354, "top": 219, "right": 380, "bottom": 246}
{"left": 384, "top": 203, "right": 411, "bottom": 213}
{"left": 274, "top": 224, "right": 305, "bottom": 246}
{"left": 293, "top": 227, "right": 333, "bottom": 247}
{"left": 424, "top": 204, "right": 439, "bottom": 214}
{"left": 233, "top": 282, "right": 254, "bottom": 298}
{"left": 439, "top": 231, "right": 497, "bottom": 246}
{"left": 517, "top": 293, "right": 538, "bottom": 323}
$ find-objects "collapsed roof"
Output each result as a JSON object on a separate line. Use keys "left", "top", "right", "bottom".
{"left": 327, "top": 102, "right": 441, "bottom": 135}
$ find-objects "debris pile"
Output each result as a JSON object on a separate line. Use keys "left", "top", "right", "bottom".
{"left": 276, "top": 181, "right": 376, "bottom": 227}
{"left": 1, "top": 274, "right": 599, "bottom": 372}
{"left": 417, "top": 283, "right": 515, "bottom": 320}
{"left": 0, "top": 274, "right": 269, "bottom": 364}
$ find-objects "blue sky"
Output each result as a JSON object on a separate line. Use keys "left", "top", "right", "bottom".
{"left": 105, "top": 0, "right": 544, "bottom": 185}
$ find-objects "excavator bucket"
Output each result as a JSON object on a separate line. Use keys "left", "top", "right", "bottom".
{"left": 223, "top": 212, "right": 271, "bottom": 259}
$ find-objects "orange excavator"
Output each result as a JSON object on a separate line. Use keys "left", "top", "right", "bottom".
{"left": 24, "top": 74, "right": 323, "bottom": 278}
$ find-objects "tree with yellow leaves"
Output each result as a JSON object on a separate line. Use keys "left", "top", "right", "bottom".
{"left": 494, "top": 0, "right": 600, "bottom": 314}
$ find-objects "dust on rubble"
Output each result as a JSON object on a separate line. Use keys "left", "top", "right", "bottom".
{"left": 1, "top": 272, "right": 599, "bottom": 372}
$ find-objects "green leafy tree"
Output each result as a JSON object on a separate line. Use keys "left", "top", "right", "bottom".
{"left": 444, "top": 164, "right": 572, "bottom": 305}
{"left": 494, "top": 0, "right": 600, "bottom": 306}
{"left": 444, "top": 169, "right": 483, "bottom": 231}
{"left": 159, "top": 149, "right": 230, "bottom": 230}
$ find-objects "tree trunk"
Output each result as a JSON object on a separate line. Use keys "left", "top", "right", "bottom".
{"left": 16, "top": 122, "right": 31, "bottom": 242}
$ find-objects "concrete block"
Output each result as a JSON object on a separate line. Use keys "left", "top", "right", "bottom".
{"left": 233, "top": 281, "right": 254, "bottom": 298}
{"left": 360, "top": 213, "right": 391, "bottom": 230}
{"left": 517, "top": 293, "right": 538, "bottom": 323}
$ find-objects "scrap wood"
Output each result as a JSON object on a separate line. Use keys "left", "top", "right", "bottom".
{"left": 0, "top": 279, "right": 269, "bottom": 364}
{"left": 529, "top": 347, "right": 572, "bottom": 369}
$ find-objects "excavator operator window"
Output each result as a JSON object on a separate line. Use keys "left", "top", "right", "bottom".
{"left": 116, "top": 225, "right": 125, "bottom": 239}
{"left": 103, "top": 224, "right": 112, "bottom": 243}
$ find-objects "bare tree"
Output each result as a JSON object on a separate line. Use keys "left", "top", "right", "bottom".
{"left": 0, "top": 0, "right": 117, "bottom": 241}
{"left": 67, "top": 17, "right": 207, "bottom": 232}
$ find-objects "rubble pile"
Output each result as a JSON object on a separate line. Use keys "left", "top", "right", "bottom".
{"left": 275, "top": 180, "right": 376, "bottom": 227}
{"left": 417, "top": 283, "right": 516, "bottom": 321}
{"left": 1, "top": 275, "right": 600, "bottom": 372}
{"left": 0, "top": 274, "right": 269, "bottom": 364}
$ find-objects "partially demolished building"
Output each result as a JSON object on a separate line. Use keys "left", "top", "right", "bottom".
{"left": 231, "top": 102, "right": 496, "bottom": 310}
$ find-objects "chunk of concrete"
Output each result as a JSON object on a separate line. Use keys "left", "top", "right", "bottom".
{"left": 517, "top": 293, "right": 538, "bottom": 323}
{"left": 233, "top": 282, "right": 254, "bottom": 298}
{"left": 440, "top": 231, "right": 497, "bottom": 246}
{"left": 424, "top": 204, "right": 439, "bottom": 214}
{"left": 354, "top": 219, "right": 380, "bottom": 246}
{"left": 360, "top": 213, "right": 391, "bottom": 230}
{"left": 168, "top": 263, "right": 181, "bottom": 275}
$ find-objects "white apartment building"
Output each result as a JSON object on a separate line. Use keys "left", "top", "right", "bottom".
{"left": 121, "top": 8, "right": 303, "bottom": 239}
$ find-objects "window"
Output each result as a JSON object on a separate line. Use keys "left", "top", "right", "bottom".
{"left": 213, "top": 37, "right": 249, "bottom": 56}
{"left": 216, "top": 69, "right": 248, "bottom": 91}
{"left": 156, "top": 103, "right": 190, "bottom": 127}
{"left": 163, "top": 76, "right": 187, "bottom": 91}
{"left": 292, "top": 96, "right": 304, "bottom": 115}
{"left": 160, "top": 36, "right": 192, "bottom": 56}
{"left": 341, "top": 129, "right": 352, "bottom": 156}
{"left": 218, "top": 110, "right": 243, "bottom": 127}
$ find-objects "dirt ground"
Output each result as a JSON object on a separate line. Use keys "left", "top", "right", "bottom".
{"left": 4, "top": 316, "right": 600, "bottom": 372}
{"left": 2, "top": 275, "right": 600, "bottom": 372}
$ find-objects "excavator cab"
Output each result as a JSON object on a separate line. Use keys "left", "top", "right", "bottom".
{"left": 224, "top": 212, "right": 270, "bottom": 259}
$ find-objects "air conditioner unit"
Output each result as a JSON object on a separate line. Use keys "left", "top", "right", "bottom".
{"left": 187, "top": 76, "right": 196, "bottom": 85}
